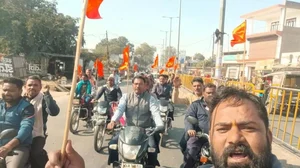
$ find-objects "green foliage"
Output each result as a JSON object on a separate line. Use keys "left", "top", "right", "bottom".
{"left": 94, "top": 36, "right": 134, "bottom": 56}
{"left": 0, "top": 0, "right": 80, "bottom": 57}
{"left": 134, "top": 42, "right": 156, "bottom": 67}
{"left": 194, "top": 53, "right": 205, "bottom": 61}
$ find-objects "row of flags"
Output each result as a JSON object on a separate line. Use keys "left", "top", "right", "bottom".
{"left": 83, "top": 0, "right": 246, "bottom": 75}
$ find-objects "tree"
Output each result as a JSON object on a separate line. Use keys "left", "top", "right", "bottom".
{"left": 0, "top": 0, "right": 80, "bottom": 57}
{"left": 94, "top": 36, "right": 132, "bottom": 56}
{"left": 134, "top": 43, "right": 156, "bottom": 67}
{"left": 194, "top": 53, "right": 205, "bottom": 61}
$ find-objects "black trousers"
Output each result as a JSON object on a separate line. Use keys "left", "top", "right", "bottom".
{"left": 30, "top": 136, "right": 48, "bottom": 168}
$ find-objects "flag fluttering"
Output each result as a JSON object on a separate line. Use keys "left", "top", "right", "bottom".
{"left": 174, "top": 63, "right": 179, "bottom": 71}
{"left": 151, "top": 54, "right": 158, "bottom": 69}
{"left": 94, "top": 58, "right": 104, "bottom": 78}
{"left": 166, "top": 56, "right": 176, "bottom": 68}
{"left": 133, "top": 63, "right": 138, "bottom": 72}
{"left": 78, "top": 65, "right": 82, "bottom": 76}
{"left": 86, "top": 0, "right": 104, "bottom": 19}
{"left": 159, "top": 69, "right": 165, "bottom": 74}
{"left": 119, "top": 45, "right": 130, "bottom": 70}
{"left": 231, "top": 20, "right": 247, "bottom": 47}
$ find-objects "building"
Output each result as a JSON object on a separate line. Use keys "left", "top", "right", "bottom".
{"left": 222, "top": 51, "right": 245, "bottom": 79}
{"left": 239, "top": 0, "right": 300, "bottom": 80}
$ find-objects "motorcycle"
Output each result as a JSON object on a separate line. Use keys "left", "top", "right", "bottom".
{"left": 159, "top": 98, "right": 173, "bottom": 135}
{"left": 93, "top": 101, "right": 124, "bottom": 152}
{"left": 109, "top": 126, "right": 163, "bottom": 168}
{"left": 186, "top": 116, "right": 211, "bottom": 167}
{"left": 0, "top": 129, "right": 31, "bottom": 168}
{"left": 70, "top": 95, "right": 93, "bottom": 134}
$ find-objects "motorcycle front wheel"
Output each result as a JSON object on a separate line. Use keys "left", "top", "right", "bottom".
{"left": 70, "top": 109, "right": 80, "bottom": 134}
{"left": 94, "top": 124, "right": 106, "bottom": 152}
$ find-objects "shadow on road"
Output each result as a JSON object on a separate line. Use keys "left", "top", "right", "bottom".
{"left": 279, "top": 159, "right": 300, "bottom": 168}
{"left": 160, "top": 127, "right": 184, "bottom": 149}
{"left": 75, "top": 129, "right": 94, "bottom": 136}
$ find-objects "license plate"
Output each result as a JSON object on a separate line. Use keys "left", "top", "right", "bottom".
{"left": 121, "top": 163, "right": 143, "bottom": 168}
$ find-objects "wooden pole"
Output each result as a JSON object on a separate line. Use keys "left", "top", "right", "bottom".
{"left": 126, "top": 49, "right": 130, "bottom": 93}
{"left": 60, "top": 0, "right": 88, "bottom": 159}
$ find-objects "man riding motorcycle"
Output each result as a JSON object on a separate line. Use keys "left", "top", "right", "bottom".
{"left": 0, "top": 77, "right": 35, "bottom": 168}
{"left": 181, "top": 83, "right": 216, "bottom": 168}
{"left": 152, "top": 74, "right": 174, "bottom": 120}
{"left": 107, "top": 75, "right": 163, "bottom": 167}
{"left": 92, "top": 76, "right": 122, "bottom": 119}
{"left": 24, "top": 75, "right": 60, "bottom": 168}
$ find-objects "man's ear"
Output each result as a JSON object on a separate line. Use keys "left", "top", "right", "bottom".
{"left": 267, "top": 128, "right": 273, "bottom": 144}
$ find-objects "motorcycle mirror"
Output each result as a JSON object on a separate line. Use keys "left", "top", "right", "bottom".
{"left": 108, "top": 144, "right": 118, "bottom": 150}
{"left": 0, "top": 129, "right": 18, "bottom": 139}
{"left": 186, "top": 116, "right": 198, "bottom": 125}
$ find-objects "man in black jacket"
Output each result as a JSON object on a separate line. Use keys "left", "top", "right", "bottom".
{"left": 181, "top": 83, "right": 216, "bottom": 168}
{"left": 24, "top": 75, "right": 60, "bottom": 168}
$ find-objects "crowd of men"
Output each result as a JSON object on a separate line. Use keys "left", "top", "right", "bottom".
{"left": 0, "top": 69, "right": 283, "bottom": 168}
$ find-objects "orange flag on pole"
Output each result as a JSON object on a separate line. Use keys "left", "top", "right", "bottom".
{"left": 86, "top": 0, "right": 104, "bottom": 19}
{"left": 165, "top": 56, "right": 176, "bottom": 68}
{"left": 78, "top": 65, "right": 82, "bottom": 76}
{"left": 133, "top": 63, "right": 138, "bottom": 72}
{"left": 94, "top": 58, "right": 104, "bottom": 77}
{"left": 159, "top": 69, "right": 165, "bottom": 74}
{"left": 151, "top": 54, "right": 158, "bottom": 69}
{"left": 119, "top": 45, "right": 130, "bottom": 70}
{"left": 231, "top": 20, "right": 247, "bottom": 47}
{"left": 174, "top": 63, "right": 179, "bottom": 71}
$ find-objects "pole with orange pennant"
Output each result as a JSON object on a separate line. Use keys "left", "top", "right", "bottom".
{"left": 230, "top": 20, "right": 247, "bottom": 87}
{"left": 60, "top": 0, "right": 103, "bottom": 160}
{"left": 119, "top": 45, "right": 130, "bottom": 92}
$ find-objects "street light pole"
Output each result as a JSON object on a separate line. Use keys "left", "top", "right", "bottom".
{"left": 163, "top": 16, "right": 179, "bottom": 57}
{"left": 177, "top": 0, "right": 182, "bottom": 62}
{"left": 160, "top": 30, "right": 168, "bottom": 64}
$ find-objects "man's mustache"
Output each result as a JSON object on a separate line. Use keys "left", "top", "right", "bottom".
{"left": 222, "top": 143, "right": 254, "bottom": 159}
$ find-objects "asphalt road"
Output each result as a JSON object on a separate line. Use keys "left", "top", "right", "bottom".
{"left": 44, "top": 81, "right": 188, "bottom": 168}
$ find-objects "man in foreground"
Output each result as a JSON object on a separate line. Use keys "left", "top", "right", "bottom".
{"left": 201, "top": 87, "right": 281, "bottom": 168}
{"left": 24, "top": 75, "right": 60, "bottom": 168}
{"left": 0, "top": 77, "right": 35, "bottom": 168}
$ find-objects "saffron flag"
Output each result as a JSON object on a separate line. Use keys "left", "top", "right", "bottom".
{"left": 119, "top": 45, "right": 130, "bottom": 71}
{"left": 94, "top": 58, "right": 104, "bottom": 77}
{"left": 151, "top": 55, "right": 158, "bottom": 69}
{"left": 174, "top": 63, "right": 179, "bottom": 71}
{"left": 231, "top": 20, "right": 247, "bottom": 47}
{"left": 78, "top": 65, "right": 82, "bottom": 76}
{"left": 133, "top": 64, "right": 138, "bottom": 72}
{"left": 86, "top": 0, "right": 103, "bottom": 19}
{"left": 159, "top": 69, "right": 165, "bottom": 74}
{"left": 166, "top": 56, "right": 176, "bottom": 68}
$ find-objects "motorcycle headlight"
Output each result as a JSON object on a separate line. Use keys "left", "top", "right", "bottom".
{"left": 99, "top": 107, "right": 107, "bottom": 114}
{"left": 159, "top": 105, "right": 168, "bottom": 112}
{"left": 122, "top": 144, "right": 141, "bottom": 160}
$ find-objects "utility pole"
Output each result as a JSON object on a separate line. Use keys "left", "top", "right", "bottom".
{"left": 177, "top": 0, "right": 182, "bottom": 62}
{"left": 161, "top": 30, "right": 168, "bottom": 64}
{"left": 215, "top": 0, "right": 226, "bottom": 79}
{"left": 163, "top": 16, "right": 178, "bottom": 57}
{"left": 106, "top": 30, "right": 109, "bottom": 64}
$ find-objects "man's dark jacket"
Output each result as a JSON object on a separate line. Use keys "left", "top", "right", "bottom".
{"left": 180, "top": 98, "right": 210, "bottom": 152}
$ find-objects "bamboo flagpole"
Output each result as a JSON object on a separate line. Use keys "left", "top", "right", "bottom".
{"left": 127, "top": 52, "right": 130, "bottom": 93}
{"left": 242, "top": 42, "right": 246, "bottom": 89}
{"left": 60, "top": 0, "right": 89, "bottom": 159}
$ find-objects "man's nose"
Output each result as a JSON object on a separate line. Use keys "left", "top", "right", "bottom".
{"left": 227, "top": 125, "right": 245, "bottom": 145}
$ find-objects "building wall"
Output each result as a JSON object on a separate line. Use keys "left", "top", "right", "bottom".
{"left": 248, "top": 35, "right": 278, "bottom": 60}
{"left": 281, "top": 26, "right": 300, "bottom": 53}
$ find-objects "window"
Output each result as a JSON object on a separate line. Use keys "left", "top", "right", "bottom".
{"left": 284, "top": 75, "right": 300, "bottom": 89}
{"left": 286, "top": 18, "right": 296, "bottom": 27}
{"left": 271, "top": 21, "right": 279, "bottom": 31}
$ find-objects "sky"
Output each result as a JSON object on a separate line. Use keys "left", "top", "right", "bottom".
{"left": 54, "top": 0, "right": 296, "bottom": 58}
